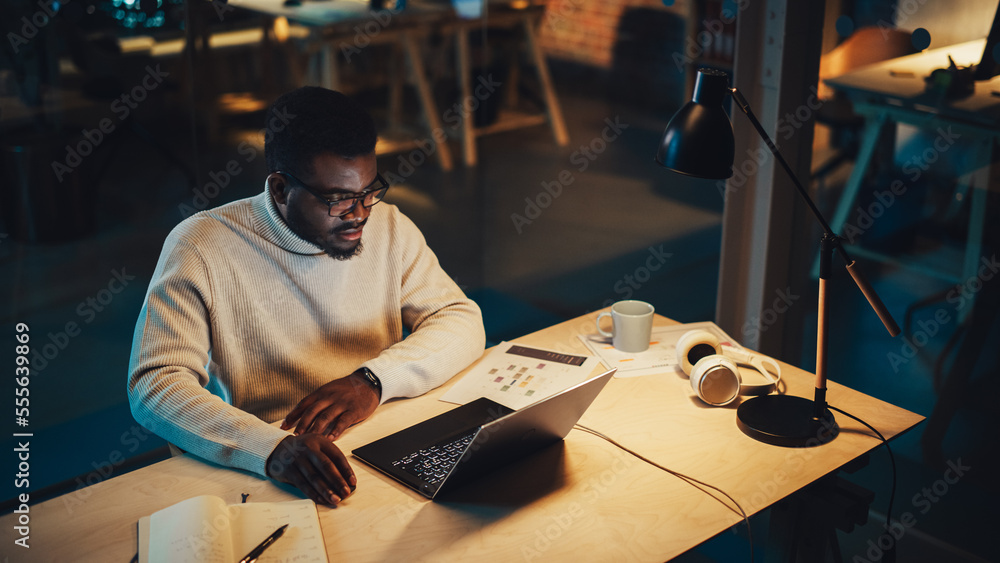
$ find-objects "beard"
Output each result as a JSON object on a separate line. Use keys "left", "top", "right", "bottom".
{"left": 323, "top": 239, "right": 363, "bottom": 261}
{"left": 283, "top": 205, "right": 364, "bottom": 261}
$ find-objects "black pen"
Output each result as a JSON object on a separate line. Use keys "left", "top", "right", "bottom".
{"left": 239, "top": 524, "right": 288, "bottom": 563}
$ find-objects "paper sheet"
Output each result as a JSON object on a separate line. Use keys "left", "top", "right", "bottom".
{"left": 578, "top": 321, "right": 742, "bottom": 378}
{"left": 440, "top": 342, "right": 601, "bottom": 409}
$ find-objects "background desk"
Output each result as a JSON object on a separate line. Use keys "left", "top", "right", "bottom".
{"left": 823, "top": 39, "right": 1000, "bottom": 287}
{"left": 229, "top": 0, "right": 568, "bottom": 169}
{"left": 824, "top": 40, "right": 997, "bottom": 477}
{"left": 229, "top": 0, "right": 457, "bottom": 170}
{"left": 0, "top": 312, "right": 922, "bottom": 561}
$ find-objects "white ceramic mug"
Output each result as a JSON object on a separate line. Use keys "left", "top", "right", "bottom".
{"left": 596, "top": 300, "right": 654, "bottom": 353}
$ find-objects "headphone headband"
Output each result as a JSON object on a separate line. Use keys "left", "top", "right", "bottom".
{"left": 676, "top": 329, "right": 781, "bottom": 406}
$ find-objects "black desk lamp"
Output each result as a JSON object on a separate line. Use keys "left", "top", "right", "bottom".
{"left": 658, "top": 68, "right": 901, "bottom": 447}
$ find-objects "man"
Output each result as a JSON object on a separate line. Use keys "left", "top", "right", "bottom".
{"left": 128, "top": 87, "right": 485, "bottom": 506}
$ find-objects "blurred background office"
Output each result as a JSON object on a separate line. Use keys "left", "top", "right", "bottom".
{"left": 1, "top": 0, "right": 997, "bottom": 560}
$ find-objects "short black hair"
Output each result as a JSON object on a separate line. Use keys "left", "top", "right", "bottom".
{"left": 264, "top": 87, "right": 377, "bottom": 178}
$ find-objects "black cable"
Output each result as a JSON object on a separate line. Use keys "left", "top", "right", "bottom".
{"left": 574, "top": 423, "right": 753, "bottom": 563}
{"left": 828, "top": 405, "right": 897, "bottom": 563}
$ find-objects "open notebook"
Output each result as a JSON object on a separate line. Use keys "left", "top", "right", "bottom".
{"left": 137, "top": 495, "right": 328, "bottom": 563}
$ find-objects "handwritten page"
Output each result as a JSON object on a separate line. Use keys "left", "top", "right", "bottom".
{"left": 440, "top": 342, "right": 600, "bottom": 409}
{"left": 140, "top": 496, "right": 327, "bottom": 563}
{"left": 231, "top": 500, "right": 327, "bottom": 563}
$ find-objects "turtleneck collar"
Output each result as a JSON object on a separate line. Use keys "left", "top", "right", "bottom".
{"left": 250, "top": 185, "right": 327, "bottom": 256}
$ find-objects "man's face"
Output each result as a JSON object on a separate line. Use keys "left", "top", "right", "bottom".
{"left": 269, "top": 152, "right": 378, "bottom": 260}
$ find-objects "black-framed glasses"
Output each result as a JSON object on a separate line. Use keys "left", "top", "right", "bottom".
{"left": 277, "top": 170, "right": 389, "bottom": 217}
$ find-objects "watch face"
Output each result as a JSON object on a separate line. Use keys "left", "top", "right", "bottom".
{"left": 362, "top": 368, "right": 380, "bottom": 389}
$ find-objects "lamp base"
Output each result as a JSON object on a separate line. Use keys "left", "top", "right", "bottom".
{"left": 736, "top": 395, "right": 838, "bottom": 447}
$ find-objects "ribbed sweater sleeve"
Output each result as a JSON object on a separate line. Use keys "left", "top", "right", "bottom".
{"left": 363, "top": 213, "right": 486, "bottom": 402}
{"left": 127, "top": 192, "right": 485, "bottom": 478}
{"left": 127, "top": 231, "right": 291, "bottom": 476}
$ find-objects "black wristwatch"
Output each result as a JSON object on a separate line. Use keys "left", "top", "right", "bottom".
{"left": 356, "top": 367, "right": 382, "bottom": 399}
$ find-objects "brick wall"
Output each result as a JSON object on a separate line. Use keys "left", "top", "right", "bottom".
{"left": 538, "top": 0, "right": 687, "bottom": 69}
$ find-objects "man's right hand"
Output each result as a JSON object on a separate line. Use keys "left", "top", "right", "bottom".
{"left": 266, "top": 433, "right": 357, "bottom": 506}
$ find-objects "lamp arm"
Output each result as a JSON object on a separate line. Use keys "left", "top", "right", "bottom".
{"left": 729, "top": 88, "right": 836, "bottom": 236}
{"left": 729, "top": 87, "right": 900, "bottom": 337}
{"left": 845, "top": 260, "right": 901, "bottom": 336}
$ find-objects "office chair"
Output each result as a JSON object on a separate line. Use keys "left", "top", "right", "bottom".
{"left": 812, "top": 26, "right": 916, "bottom": 189}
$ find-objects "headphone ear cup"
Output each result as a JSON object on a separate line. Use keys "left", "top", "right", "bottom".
{"left": 690, "top": 356, "right": 742, "bottom": 406}
{"left": 676, "top": 330, "right": 722, "bottom": 375}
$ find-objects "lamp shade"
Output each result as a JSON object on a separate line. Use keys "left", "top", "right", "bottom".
{"left": 655, "top": 69, "right": 736, "bottom": 179}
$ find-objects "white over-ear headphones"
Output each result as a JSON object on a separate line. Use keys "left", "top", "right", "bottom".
{"left": 676, "top": 330, "right": 781, "bottom": 406}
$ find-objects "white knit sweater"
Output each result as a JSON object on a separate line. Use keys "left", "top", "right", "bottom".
{"left": 127, "top": 190, "right": 485, "bottom": 477}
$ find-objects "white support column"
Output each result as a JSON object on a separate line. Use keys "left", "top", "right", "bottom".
{"left": 715, "top": 0, "right": 824, "bottom": 360}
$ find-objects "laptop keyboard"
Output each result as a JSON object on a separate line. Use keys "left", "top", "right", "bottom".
{"left": 391, "top": 431, "right": 477, "bottom": 485}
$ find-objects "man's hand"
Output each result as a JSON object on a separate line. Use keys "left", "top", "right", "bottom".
{"left": 267, "top": 433, "right": 356, "bottom": 506}
{"left": 281, "top": 371, "right": 379, "bottom": 439}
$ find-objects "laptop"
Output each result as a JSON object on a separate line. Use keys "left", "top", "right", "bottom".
{"left": 352, "top": 368, "right": 616, "bottom": 499}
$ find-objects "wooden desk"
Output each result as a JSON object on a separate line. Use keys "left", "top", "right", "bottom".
{"left": 824, "top": 40, "right": 1000, "bottom": 125}
{"left": 1, "top": 313, "right": 922, "bottom": 561}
